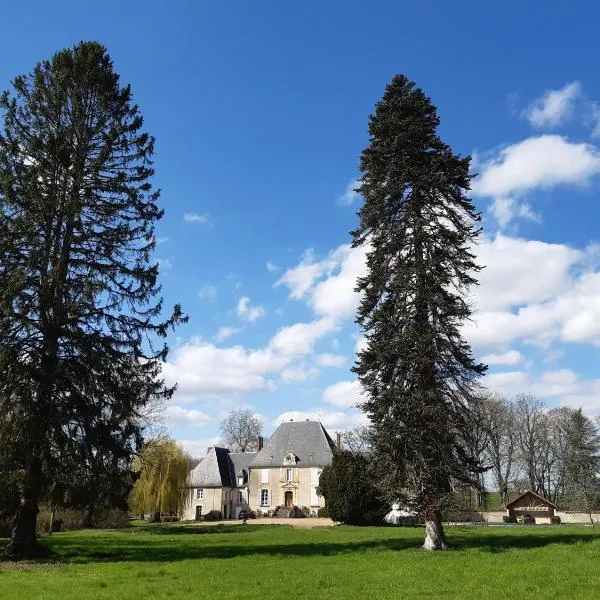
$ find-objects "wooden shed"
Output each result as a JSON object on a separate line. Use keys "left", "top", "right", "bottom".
{"left": 506, "top": 491, "right": 556, "bottom": 524}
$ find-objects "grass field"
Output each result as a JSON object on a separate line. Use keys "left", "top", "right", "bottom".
{"left": 2, "top": 522, "right": 600, "bottom": 599}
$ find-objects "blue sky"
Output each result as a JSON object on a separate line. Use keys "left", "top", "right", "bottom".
{"left": 3, "top": 1, "right": 600, "bottom": 455}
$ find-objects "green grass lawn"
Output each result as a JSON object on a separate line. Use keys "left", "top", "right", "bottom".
{"left": 2, "top": 522, "right": 600, "bottom": 599}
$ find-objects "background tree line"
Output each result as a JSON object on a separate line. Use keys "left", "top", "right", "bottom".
{"left": 466, "top": 393, "right": 600, "bottom": 513}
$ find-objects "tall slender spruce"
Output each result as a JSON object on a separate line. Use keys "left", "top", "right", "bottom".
{"left": 0, "top": 42, "right": 185, "bottom": 558}
{"left": 352, "top": 75, "right": 486, "bottom": 550}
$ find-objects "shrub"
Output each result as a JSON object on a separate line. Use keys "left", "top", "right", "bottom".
{"left": 0, "top": 516, "right": 12, "bottom": 538}
{"left": 502, "top": 515, "right": 516, "bottom": 523}
{"left": 317, "top": 506, "right": 329, "bottom": 518}
{"left": 550, "top": 515, "right": 561, "bottom": 524}
{"left": 203, "top": 510, "right": 222, "bottom": 521}
{"left": 94, "top": 508, "right": 130, "bottom": 529}
{"left": 300, "top": 506, "right": 312, "bottom": 517}
{"left": 317, "top": 452, "right": 387, "bottom": 525}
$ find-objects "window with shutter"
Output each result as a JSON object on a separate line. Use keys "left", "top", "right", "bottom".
{"left": 260, "top": 488, "right": 270, "bottom": 506}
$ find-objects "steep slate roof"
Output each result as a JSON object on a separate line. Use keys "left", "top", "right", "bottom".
{"left": 250, "top": 420, "right": 336, "bottom": 468}
{"left": 187, "top": 449, "right": 258, "bottom": 488}
{"left": 188, "top": 447, "right": 234, "bottom": 487}
{"left": 230, "top": 452, "right": 256, "bottom": 476}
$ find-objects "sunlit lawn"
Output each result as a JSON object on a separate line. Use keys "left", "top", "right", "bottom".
{"left": 2, "top": 521, "right": 600, "bottom": 599}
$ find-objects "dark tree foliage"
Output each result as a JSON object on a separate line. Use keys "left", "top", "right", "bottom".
{"left": 352, "top": 75, "right": 486, "bottom": 549}
{"left": 563, "top": 409, "right": 600, "bottom": 525}
{"left": 0, "top": 42, "right": 185, "bottom": 558}
{"left": 317, "top": 451, "right": 387, "bottom": 525}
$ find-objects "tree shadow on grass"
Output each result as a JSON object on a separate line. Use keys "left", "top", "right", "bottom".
{"left": 446, "top": 528, "right": 599, "bottom": 554}
{"left": 14, "top": 525, "right": 597, "bottom": 564}
{"left": 129, "top": 523, "right": 273, "bottom": 536}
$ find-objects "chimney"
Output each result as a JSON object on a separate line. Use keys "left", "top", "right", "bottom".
{"left": 336, "top": 432, "right": 342, "bottom": 452}
{"left": 257, "top": 436, "right": 264, "bottom": 451}
{"left": 207, "top": 446, "right": 214, "bottom": 455}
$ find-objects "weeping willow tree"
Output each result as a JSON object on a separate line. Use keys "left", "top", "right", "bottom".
{"left": 129, "top": 437, "right": 191, "bottom": 521}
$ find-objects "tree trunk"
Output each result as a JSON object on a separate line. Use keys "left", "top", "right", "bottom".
{"left": 80, "top": 506, "right": 94, "bottom": 529}
{"left": 7, "top": 456, "right": 42, "bottom": 559}
{"left": 423, "top": 510, "right": 448, "bottom": 551}
{"left": 48, "top": 505, "right": 57, "bottom": 535}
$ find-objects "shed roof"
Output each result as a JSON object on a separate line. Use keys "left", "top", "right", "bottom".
{"left": 505, "top": 490, "right": 557, "bottom": 509}
{"left": 250, "top": 420, "right": 336, "bottom": 468}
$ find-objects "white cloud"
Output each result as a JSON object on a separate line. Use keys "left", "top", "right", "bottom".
{"left": 337, "top": 177, "right": 361, "bottom": 205}
{"left": 214, "top": 326, "right": 242, "bottom": 342}
{"left": 311, "top": 245, "right": 367, "bottom": 319}
{"left": 480, "top": 350, "right": 523, "bottom": 366}
{"left": 197, "top": 285, "right": 217, "bottom": 300}
{"left": 184, "top": 212, "right": 210, "bottom": 223}
{"left": 466, "top": 269, "right": 600, "bottom": 350}
{"left": 473, "top": 135, "right": 600, "bottom": 198}
{"left": 315, "top": 353, "right": 346, "bottom": 367}
{"left": 280, "top": 365, "right": 319, "bottom": 384}
{"left": 178, "top": 437, "right": 221, "bottom": 458}
{"left": 278, "top": 244, "right": 367, "bottom": 321}
{"left": 162, "top": 339, "right": 286, "bottom": 401}
{"left": 165, "top": 318, "right": 338, "bottom": 402}
{"left": 269, "top": 318, "right": 338, "bottom": 356}
{"left": 474, "top": 235, "right": 582, "bottom": 311}
{"left": 266, "top": 261, "right": 280, "bottom": 272}
{"left": 276, "top": 249, "right": 335, "bottom": 300}
{"left": 472, "top": 135, "right": 600, "bottom": 226}
{"left": 166, "top": 405, "right": 211, "bottom": 428}
{"left": 522, "top": 82, "right": 581, "bottom": 128}
{"left": 273, "top": 409, "right": 368, "bottom": 431}
{"left": 482, "top": 368, "right": 600, "bottom": 415}
{"left": 236, "top": 297, "right": 266, "bottom": 322}
{"left": 322, "top": 380, "right": 364, "bottom": 408}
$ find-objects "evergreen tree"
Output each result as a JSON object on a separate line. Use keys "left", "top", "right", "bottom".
{"left": 352, "top": 75, "right": 486, "bottom": 550}
{"left": 317, "top": 451, "right": 387, "bottom": 525}
{"left": 0, "top": 42, "right": 185, "bottom": 558}
{"left": 564, "top": 409, "right": 600, "bottom": 525}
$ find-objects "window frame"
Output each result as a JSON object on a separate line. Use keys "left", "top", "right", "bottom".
{"left": 260, "top": 488, "right": 270, "bottom": 507}
{"left": 196, "top": 488, "right": 204, "bottom": 500}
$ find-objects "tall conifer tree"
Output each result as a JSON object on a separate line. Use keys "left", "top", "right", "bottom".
{"left": 0, "top": 42, "right": 185, "bottom": 558}
{"left": 352, "top": 75, "right": 486, "bottom": 549}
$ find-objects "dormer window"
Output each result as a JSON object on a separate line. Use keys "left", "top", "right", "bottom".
{"left": 283, "top": 452, "right": 296, "bottom": 465}
{"left": 237, "top": 469, "right": 247, "bottom": 487}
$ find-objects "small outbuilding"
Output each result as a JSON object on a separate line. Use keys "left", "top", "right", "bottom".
{"left": 505, "top": 490, "right": 557, "bottom": 524}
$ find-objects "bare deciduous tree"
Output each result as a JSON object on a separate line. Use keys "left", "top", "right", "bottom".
{"left": 483, "top": 393, "right": 516, "bottom": 504}
{"left": 219, "top": 409, "right": 264, "bottom": 452}
{"left": 342, "top": 426, "right": 372, "bottom": 453}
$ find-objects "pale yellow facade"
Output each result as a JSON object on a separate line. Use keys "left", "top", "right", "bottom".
{"left": 183, "top": 487, "right": 251, "bottom": 521}
{"left": 248, "top": 466, "right": 325, "bottom": 515}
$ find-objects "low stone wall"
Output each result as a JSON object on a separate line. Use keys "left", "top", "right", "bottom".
{"left": 474, "top": 510, "right": 600, "bottom": 524}
{"left": 556, "top": 511, "right": 600, "bottom": 524}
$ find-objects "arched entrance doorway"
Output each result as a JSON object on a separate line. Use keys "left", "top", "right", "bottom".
{"left": 284, "top": 491, "right": 293, "bottom": 508}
